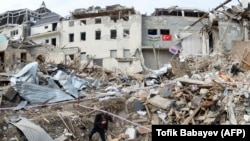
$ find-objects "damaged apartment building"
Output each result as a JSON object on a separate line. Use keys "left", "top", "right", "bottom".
{"left": 2, "top": 1, "right": 247, "bottom": 74}
{"left": 0, "top": 2, "right": 65, "bottom": 73}
{"left": 1, "top": 3, "right": 143, "bottom": 74}
{"left": 0, "top": 1, "right": 211, "bottom": 74}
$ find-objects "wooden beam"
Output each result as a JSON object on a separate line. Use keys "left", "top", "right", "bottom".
{"left": 181, "top": 105, "right": 202, "bottom": 125}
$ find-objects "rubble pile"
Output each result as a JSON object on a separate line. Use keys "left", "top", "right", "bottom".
{"left": 0, "top": 49, "right": 249, "bottom": 141}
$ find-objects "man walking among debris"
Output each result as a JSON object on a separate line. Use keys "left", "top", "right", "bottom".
{"left": 88, "top": 112, "right": 113, "bottom": 141}
{"left": 230, "top": 62, "right": 242, "bottom": 76}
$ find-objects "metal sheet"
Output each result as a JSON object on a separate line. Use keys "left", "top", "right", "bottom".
{"left": 15, "top": 81, "right": 74, "bottom": 105}
{"left": 10, "top": 62, "right": 39, "bottom": 85}
{"left": 11, "top": 117, "right": 53, "bottom": 141}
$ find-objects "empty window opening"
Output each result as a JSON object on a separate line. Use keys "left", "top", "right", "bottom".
{"left": 95, "top": 18, "right": 101, "bottom": 24}
{"left": 45, "top": 39, "right": 49, "bottom": 43}
{"left": 95, "top": 31, "right": 101, "bottom": 40}
{"left": 160, "top": 29, "right": 170, "bottom": 35}
{"left": 123, "top": 29, "right": 130, "bottom": 38}
{"left": 80, "top": 20, "right": 86, "bottom": 25}
{"left": 51, "top": 38, "right": 56, "bottom": 46}
{"left": 69, "top": 34, "right": 74, "bottom": 42}
{"left": 21, "top": 52, "right": 27, "bottom": 63}
{"left": 69, "top": 54, "right": 74, "bottom": 60}
{"left": 52, "top": 23, "right": 57, "bottom": 31}
{"left": 148, "top": 29, "right": 157, "bottom": 35}
{"left": 110, "top": 30, "right": 117, "bottom": 39}
{"left": 80, "top": 32, "right": 86, "bottom": 41}
{"left": 0, "top": 51, "right": 5, "bottom": 71}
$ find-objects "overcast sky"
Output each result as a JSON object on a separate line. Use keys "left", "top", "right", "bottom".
{"left": 0, "top": 0, "right": 240, "bottom": 17}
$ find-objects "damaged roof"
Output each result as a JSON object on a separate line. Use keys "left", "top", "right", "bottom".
{"left": 33, "top": 12, "right": 62, "bottom": 26}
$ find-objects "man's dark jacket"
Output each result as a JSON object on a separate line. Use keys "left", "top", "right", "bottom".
{"left": 93, "top": 113, "right": 113, "bottom": 130}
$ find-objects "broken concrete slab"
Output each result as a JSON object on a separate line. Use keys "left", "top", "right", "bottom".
{"left": 148, "top": 95, "right": 172, "bottom": 109}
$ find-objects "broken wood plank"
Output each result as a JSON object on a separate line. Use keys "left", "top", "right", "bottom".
{"left": 57, "top": 112, "right": 76, "bottom": 138}
{"left": 212, "top": 80, "right": 225, "bottom": 89}
{"left": 132, "top": 119, "right": 148, "bottom": 123}
{"left": 175, "top": 77, "right": 207, "bottom": 85}
{"left": 181, "top": 105, "right": 202, "bottom": 125}
{"left": 145, "top": 105, "right": 151, "bottom": 120}
{"left": 84, "top": 106, "right": 104, "bottom": 116}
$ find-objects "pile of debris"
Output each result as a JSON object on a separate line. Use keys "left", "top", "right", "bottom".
{"left": 0, "top": 48, "right": 250, "bottom": 141}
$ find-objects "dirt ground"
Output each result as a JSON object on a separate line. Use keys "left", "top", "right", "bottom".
{"left": 0, "top": 95, "right": 150, "bottom": 141}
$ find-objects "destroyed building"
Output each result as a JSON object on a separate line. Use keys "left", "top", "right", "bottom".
{"left": 0, "top": 2, "right": 213, "bottom": 73}
{"left": 2, "top": 0, "right": 250, "bottom": 141}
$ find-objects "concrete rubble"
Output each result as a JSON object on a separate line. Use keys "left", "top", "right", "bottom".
{"left": 0, "top": 44, "right": 250, "bottom": 141}
{"left": 1, "top": 1, "right": 250, "bottom": 141}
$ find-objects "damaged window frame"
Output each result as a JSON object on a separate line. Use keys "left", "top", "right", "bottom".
{"left": 95, "top": 18, "right": 101, "bottom": 24}
{"left": 10, "top": 30, "right": 18, "bottom": 36}
{"left": 80, "top": 19, "right": 86, "bottom": 25}
{"left": 123, "top": 29, "right": 130, "bottom": 38}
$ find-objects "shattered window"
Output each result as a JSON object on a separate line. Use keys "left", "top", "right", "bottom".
{"left": 110, "top": 30, "right": 117, "bottom": 39}
{"left": 69, "top": 33, "right": 74, "bottom": 42}
{"left": 148, "top": 29, "right": 157, "bottom": 35}
{"left": 95, "top": 18, "right": 101, "bottom": 24}
{"left": 10, "top": 30, "right": 18, "bottom": 36}
{"left": 81, "top": 32, "right": 86, "bottom": 41}
{"left": 69, "top": 54, "right": 74, "bottom": 60}
{"left": 110, "top": 50, "right": 117, "bottom": 58}
{"left": 184, "top": 11, "right": 206, "bottom": 17}
{"left": 80, "top": 20, "right": 86, "bottom": 25}
{"left": 123, "top": 29, "right": 129, "bottom": 38}
{"left": 95, "top": 31, "right": 101, "bottom": 40}
{"left": 69, "top": 21, "right": 74, "bottom": 27}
